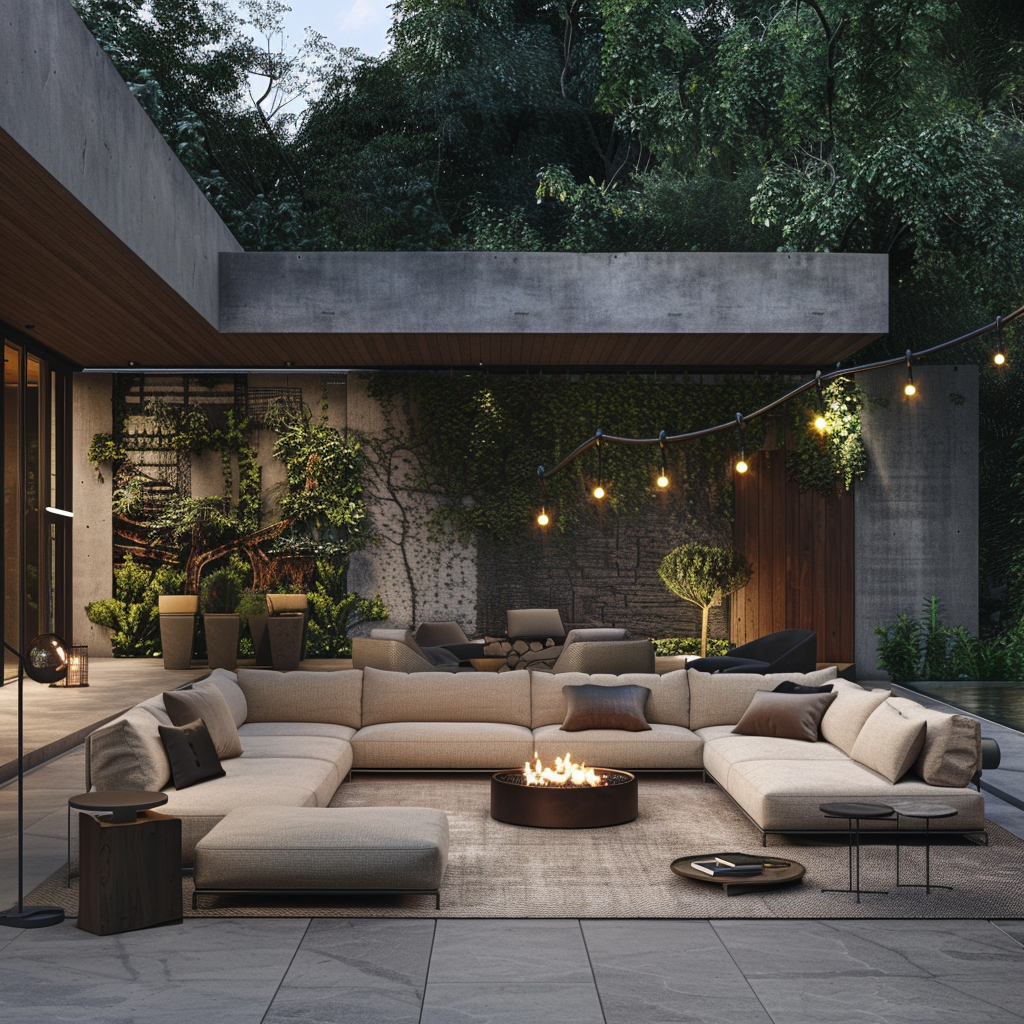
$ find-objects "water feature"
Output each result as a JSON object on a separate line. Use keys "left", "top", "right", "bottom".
{"left": 905, "top": 681, "right": 1024, "bottom": 733}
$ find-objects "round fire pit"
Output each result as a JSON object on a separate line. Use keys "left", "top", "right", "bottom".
{"left": 490, "top": 769, "right": 637, "bottom": 828}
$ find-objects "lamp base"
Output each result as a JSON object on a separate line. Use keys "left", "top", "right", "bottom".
{"left": 0, "top": 904, "right": 65, "bottom": 928}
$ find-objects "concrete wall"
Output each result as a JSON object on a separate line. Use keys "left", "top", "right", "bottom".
{"left": 0, "top": 0, "right": 241, "bottom": 328}
{"left": 855, "top": 364, "right": 979, "bottom": 678}
{"left": 71, "top": 374, "right": 113, "bottom": 655}
{"left": 219, "top": 251, "right": 889, "bottom": 336}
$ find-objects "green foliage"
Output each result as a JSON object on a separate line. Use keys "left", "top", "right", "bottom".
{"left": 658, "top": 544, "right": 753, "bottom": 657}
{"left": 305, "top": 559, "right": 388, "bottom": 658}
{"left": 873, "top": 614, "right": 923, "bottom": 682}
{"left": 200, "top": 554, "right": 249, "bottom": 614}
{"left": 652, "top": 636, "right": 731, "bottom": 657}
{"left": 85, "top": 555, "right": 185, "bottom": 657}
{"left": 86, "top": 433, "right": 128, "bottom": 482}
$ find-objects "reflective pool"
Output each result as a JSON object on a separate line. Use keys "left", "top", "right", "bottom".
{"left": 905, "top": 681, "right": 1024, "bottom": 734}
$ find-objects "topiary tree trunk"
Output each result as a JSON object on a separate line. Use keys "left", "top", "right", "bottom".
{"left": 657, "top": 544, "right": 753, "bottom": 657}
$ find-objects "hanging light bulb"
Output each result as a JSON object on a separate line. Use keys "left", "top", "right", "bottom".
{"left": 813, "top": 414, "right": 827, "bottom": 433}
{"left": 656, "top": 473, "right": 669, "bottom": 489}
{"left": 656, "top": 430, "right": 669, "bottom": 488}
{"left": 734, "top": 412, "right": 748, "bottom": 474}
{"left": 994, "top": 315, "right": 1007, "bottom": 366}
{"left": 537, "top": 508, "right": 549, "bottom": 527}
{"left": 904, "top": 350, "right": 916, "bottom": 396}
{"left": 592, "top": 430, "right": 606, "bottom": 500}
{"left": 735, "top": 457, "right": 748, "bottom": 474}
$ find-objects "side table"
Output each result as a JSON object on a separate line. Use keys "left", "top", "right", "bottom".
{"left": 820, "top": 801, "right": 894, "bottom": 903}
{"left": 70, "top": 791, "right": 182, "bottom": 935}
{"left": 892, "top": 801, "right": 958, "bottom": 894}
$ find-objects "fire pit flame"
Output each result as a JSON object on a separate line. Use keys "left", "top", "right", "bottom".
{"left": 522, "top": 752, "right": 607, "bottom": 787}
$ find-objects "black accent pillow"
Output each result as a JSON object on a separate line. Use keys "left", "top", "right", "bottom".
{"left": 561, "top": 684, "right": 652, "bottom": 732}
{"left": 772, "top": 681, "right": 835, "bottom": 695}
{"left": 158, "top": 718, "right": 226, "bottom": 789}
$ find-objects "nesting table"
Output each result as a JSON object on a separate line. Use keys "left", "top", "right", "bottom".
{"left": 819, "top": 801, "right": 894, "bottom": 902}
{"left": 893, "top": 800, "right": 958, "bottom": 894}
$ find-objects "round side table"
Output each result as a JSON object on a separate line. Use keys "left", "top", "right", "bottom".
{"left": 67, "top": 790, "right": 169, "bottom": 885}
{"left": 819, "top": 801, "right": 894, "bottom": 902}
{"left": 892, "top": 801, "right": 958, "bottom": 894}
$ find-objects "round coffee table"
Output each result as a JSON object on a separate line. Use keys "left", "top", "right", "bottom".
{"left": 892, "top": 800, "right": 958, "bottom": 894}
{"left": 819, "top": 801, "right": 894, "bottom": 902}
{"left": 671, "top": 855, "right": 805, "bottom": 896}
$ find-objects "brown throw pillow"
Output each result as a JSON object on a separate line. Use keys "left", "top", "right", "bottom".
{"left": 732, "top": 689, "right": 838, "bottom": 742}
{"left": 561, "top": 684, "right": 652, "bottom": 732}
{"left": 163, "top": 685, "right": 242, "bottom": 759}
{"left": 158, "top": 719, "right": 226, "bottom": 789}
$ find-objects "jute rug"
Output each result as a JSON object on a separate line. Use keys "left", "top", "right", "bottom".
{"left": 31, "top": 774, "right": 1024, "bottom": 919}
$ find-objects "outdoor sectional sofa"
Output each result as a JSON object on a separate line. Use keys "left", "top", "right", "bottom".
{"left": 84, "top": 663, "right": 986, "bottom": 865}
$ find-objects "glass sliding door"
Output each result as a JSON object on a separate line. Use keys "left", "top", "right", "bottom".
{"left": 3, "top": 343, "right": 19, "bottom": 680}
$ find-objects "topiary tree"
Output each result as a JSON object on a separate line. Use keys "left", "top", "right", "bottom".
{"left": 658, "top": 544, "right": 753, "bottom": 658}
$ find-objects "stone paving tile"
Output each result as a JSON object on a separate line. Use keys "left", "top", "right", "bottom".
{"left": 0, "top": 832, "right": 68, "bottom": 910}
{"left": 262, "top": 918, "right": 434, "bottom": 1024}
{"left": 0, "top": 917, "right": 308, "bottom": 1024}
{"left": 427, "top": 919, "right": 594, "bottom": 983}
{"left": 420, "top": 982, "right": 606, "bottom": 1024}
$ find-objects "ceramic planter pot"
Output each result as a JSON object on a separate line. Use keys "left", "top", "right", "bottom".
{"left": 267, "top": 613, "right": 304, "bottom": 672}
{"left": 248, "top": 612, "right": 271, "bottom": 666}
{"left": 204, "top": 613, "right": 240, "bottom": 671}
{"left": 158, "top": 596, "right": 199, "bottom": 671}
{"left": 266, "top": 594, "right": 309, "bottom": 661}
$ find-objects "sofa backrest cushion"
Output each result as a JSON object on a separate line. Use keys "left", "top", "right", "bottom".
{"left": 532, "top": 670, "right": 688, "bottom": 728}
{"left": 886, "top": 696, "right": 982, "bottom": 787}
{"left": 236, "top": 669, "right": 362, "bottom": 729}
{"left": 361, "top": 667, "right": 531, "bottom": 727}
{"left": 819, "top": 679, "right": 891, "bottom": 755}
{"left": 687, "top": 666, "right": 838, "bottom": 730}
{"left": 87, "top": 707, "right": 171, "bottom": 791}
{"left": 849, "top": 700, "right": 927, "bottom": 783}
{"left": 194, "top": 668, "right": 247, "bottom": 728}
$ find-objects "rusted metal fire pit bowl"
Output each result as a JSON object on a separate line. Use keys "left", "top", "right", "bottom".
{"left": 490, "top": 769, "right": 638, "bottom": 828}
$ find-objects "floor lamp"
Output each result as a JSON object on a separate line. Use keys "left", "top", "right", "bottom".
{"left": 1, "top": 633, "right": 70, "bottom": 928}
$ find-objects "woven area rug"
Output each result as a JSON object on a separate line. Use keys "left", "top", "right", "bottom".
{"left": 31, "top": 774, "right": 1024, "bottom": 919}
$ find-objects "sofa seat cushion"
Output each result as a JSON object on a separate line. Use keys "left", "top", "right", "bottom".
{"left": 714, "top": 758, "right": 986, "bottom": 832}
{"left": 688, "top": 667, "right": 838, "bottom": 730}
{"left": 239, "top": 734, "right": 353, "bottom": 770}
{"left": 351, "top": 722, "right": 534, "bottom": 769}
{"left": 702, "top": 733, "right": 848, "bottom": 787}
{"left": 532, "top": 723, "right": 703, "bottom": 770}
{"left": 237, "top": 722, "right": 356, "bottom": 741}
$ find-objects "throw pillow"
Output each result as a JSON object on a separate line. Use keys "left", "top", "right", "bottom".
{"left": 561, "top": 683, "right": 652, "bottom": 732}
{"left": 163, "top": 686, "right": 242, "bottom": 759}
{"left": 732, "top": 689, "right": 838, "bottom": 742}
{"left": 772, "top": 680, "right": 834, "bottom": 694}
{"left": 819, "top": 682, "right": 892, "bottom": 755}
{"left": 885, "top": 697, "right": 981, "bottom": 787}
{"left": 850, "top": 700, "right": 927, "bottom": 783}
{"left": 158, "top": 719, "right": 226, "bottom": 789}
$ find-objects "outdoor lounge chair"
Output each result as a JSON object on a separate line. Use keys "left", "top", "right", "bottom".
{"left": 523, "top": 627, "right": 628, "bottom": 669}
{"left": 686, "top": 628, "right": 817, "bottom": 675}
{"left": 414, "top": 621, "right": 486, "bottom": 663}
{"left": 548, "top": 637, "right": 654, "bottom": 675}
{"left": 353, "top": 630, "right": 475, "bottom": 673}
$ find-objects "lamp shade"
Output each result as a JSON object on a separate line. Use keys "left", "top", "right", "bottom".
{"left": 24, "top": 634, "right": 69, "bottom": 684}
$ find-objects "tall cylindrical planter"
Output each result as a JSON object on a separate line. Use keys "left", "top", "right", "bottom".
{"left": 204, "top": 613, "right": 240, "bottom": 671}
{"left": 267, "top": 614, "right": 304, "bottom": 672}
{"left": 248, "top": 612, "right": 271, "bottom": 666}
{"left": 158, "top": 595, "right": 199, "bottom": 671}
{"left": 266, "top": 594, "right": 309, "bottom": 660}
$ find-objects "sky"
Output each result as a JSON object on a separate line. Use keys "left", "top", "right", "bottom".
{"left": 236, "top": 0, "right": 395, "bottom": 57}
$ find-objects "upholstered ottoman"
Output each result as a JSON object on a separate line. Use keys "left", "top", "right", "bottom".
{"left": 192, "top": 806, "right": 450, "bottom": 908}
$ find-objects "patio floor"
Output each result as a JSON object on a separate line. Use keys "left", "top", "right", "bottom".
{"left": 1, "top": 662, "right": 1022, "bottom": 1022}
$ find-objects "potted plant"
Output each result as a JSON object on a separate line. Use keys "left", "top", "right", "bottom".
{"left": 202, "top": 568, "right": 242, "bottom": 671}
{"left": 238, "top": 590, "right": 269, "bottom": 665}
{"left": 266, "top": 591, "right": 309, "bottom": 672}
{"left": 157, "top": 593, "right": 199, "bottom": 670}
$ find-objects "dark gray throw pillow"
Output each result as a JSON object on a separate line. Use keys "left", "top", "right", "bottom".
{"left": 158, "top": 719, "right": 226, "bottom": 789}
{"left": 772, "top": 681, "right": 835, "bottom": 695}
{"left": 561, "top": 683, "right": 652, "bottom": 732}
{"left": 732, "top": 689, "right": 838, "bottom": 742}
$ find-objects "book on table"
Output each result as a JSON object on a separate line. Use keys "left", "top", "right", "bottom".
{"left": 689, "top": 859, "right": 763, "bottom": 878}
{"left": 714, "top": 853, "right": 791, "bottom": 869}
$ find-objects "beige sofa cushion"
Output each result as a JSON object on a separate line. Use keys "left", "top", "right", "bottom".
{"left": 886, "top": 697, "right": 981, "bottom": 787}
{"left": 850, "top": 700, "right": 927, "bottom": 783}
{"left": 361, "top": 667, "right": 531, "bottom": 727}
{"left": 688, "top": 667, "right": 838, "bottom": 730}
{"left": 237, "top": 668, "right": 362, "bottom": 729}
{"left": 164, "top": 685, "right": 243, "bottom": 759}
{"left": 819, "top": 680, "right": 891, "bottom": 755}
{"left": 238, "top": 734, "right": 353, "bottom": 768}
{"left": 237, "top": 721, "right": 356, "bottom": 741}
{"left": 88, "top": 707, "right": 171, "bottom": 791}
{"left": 352, "top": 721, "right": 534, "bottom": 769}
{"left": 532, "top": 723, "right": 704, "bottom": 770}
{"left": 194, "top": 668, "right": 248, "bottom": 727}
{"left": 531, "top": 670, "right": 688, "bottom": 729}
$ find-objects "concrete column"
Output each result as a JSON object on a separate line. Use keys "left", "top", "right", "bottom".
{"left": 71, "top": 374, "right": 113, "bottom": 655}
{"left": 854, "top": 364, "right": 978, "bottom": 679}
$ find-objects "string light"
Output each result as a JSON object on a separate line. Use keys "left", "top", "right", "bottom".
{"left": 656, "top": 430, "right": 669, "bottom": 488}
{"left": 904, "top": 350, "right": 916, "bottom": 396}
{"left": 812, "top": 370, "right": 828, "bottom": 432}
{"left": 813, "top": 415, "right": 828, "bottom": 432}
{"left": 994, "top": 316, "right": 1006, "bottom": 366}
{"left": 593, "top": 429, "right": 605, "bottom": 500}
{"left": 537, "top": 508, "right": 549, "bottom": 527}
{"left": 734, "top": 412, "right": 748, "bottom": 474}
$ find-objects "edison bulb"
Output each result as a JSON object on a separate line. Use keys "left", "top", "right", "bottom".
{"left": 904, "top": 382, "right": 916, "bottom": 396}
{"left": 813, "top": 415, "right": 827, "bottom": 432}
{"left": 656, "top": 474, "right": 669, "bottom": 489}
{"left": 995, "top": 351, "right": 1006, "bottom": 366}
{"left": 592, "top": 485, "right": 605, "bottom": 500}
{"left": 537, "top": 511, "right": 549, "bottom": 527}
{"left": 735, "top": 459, "right": 748, "bottom": 474}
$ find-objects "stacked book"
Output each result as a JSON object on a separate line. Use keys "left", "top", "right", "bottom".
{"left": 689, "top": 853, "right": 790, "bottom": 878}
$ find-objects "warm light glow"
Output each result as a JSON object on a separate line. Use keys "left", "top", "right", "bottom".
{"left": 537, "top": 510, "right": 549, "bottom": 527}
{"left": 995, "top": 351, "right": 1006, "bottom": 366}
{"left": 523, "top": 753, "right": 607, "bottom": 787}
{"left": 735, "top": 459, "right": 748, "bottom": 474}
{"left": 592, "top": 485, "right": 605, "bottom": 499}
{"left": 813, "top": 415, "right": 827, "bottom": 432}
{"left": 656, "top": 474, "right": 669, "bottom": 488}
{"left": 904, "top": 382, "right": 916, "bottom": 396}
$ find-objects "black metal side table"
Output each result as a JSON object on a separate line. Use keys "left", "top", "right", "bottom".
{"left": 819, "top": 801, "right": 894, "bottom": 902}
{"left": 892, "top": 800, "right": 958, "bottom": 894}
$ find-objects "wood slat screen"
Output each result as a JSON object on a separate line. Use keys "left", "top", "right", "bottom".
{"left": 731, "top": 451, "right": 854, "bottom": 663}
